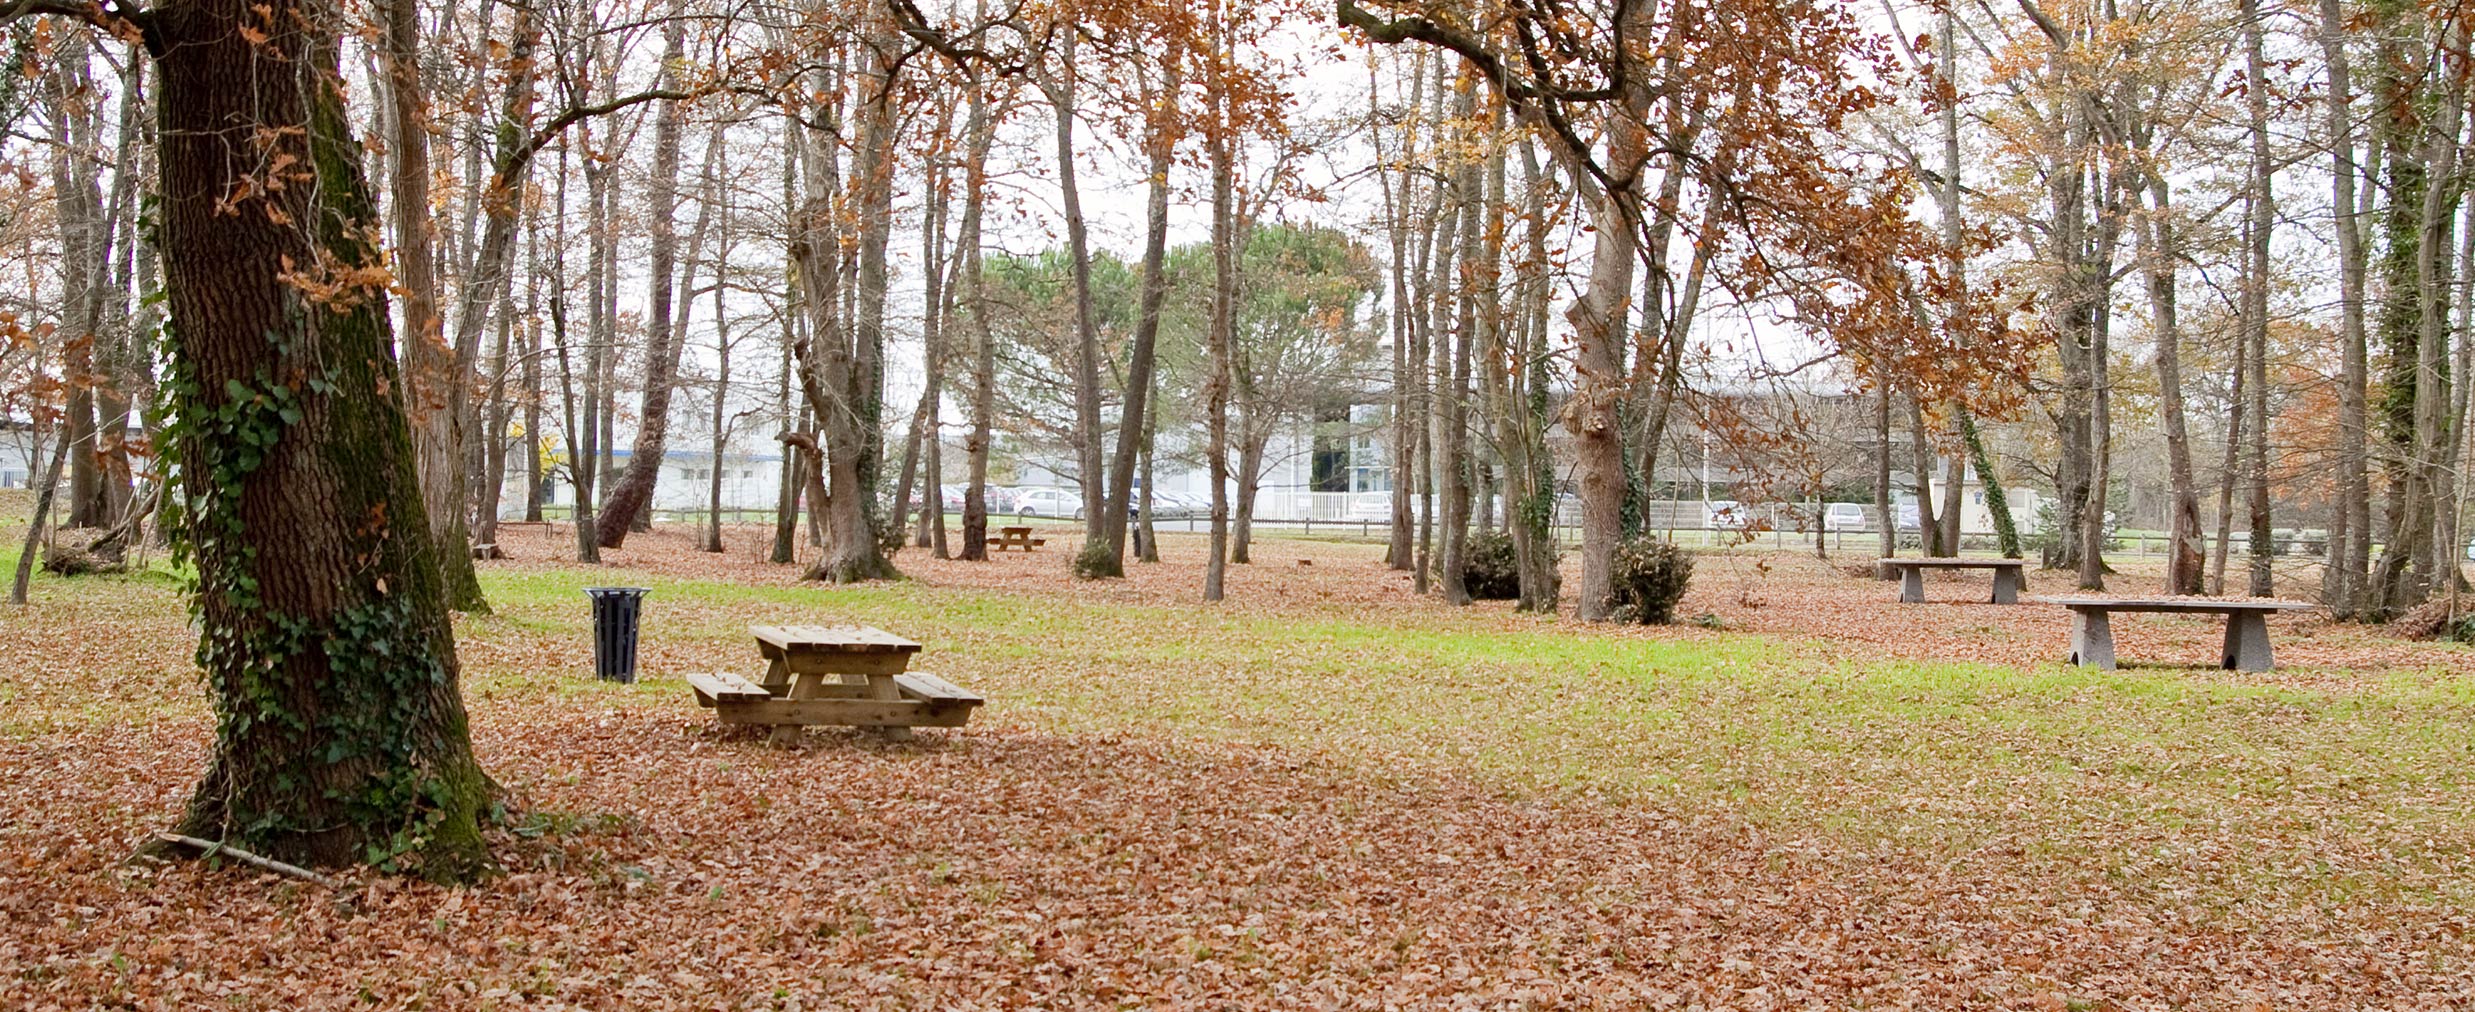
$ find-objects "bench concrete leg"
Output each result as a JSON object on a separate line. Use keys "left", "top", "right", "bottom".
{"left": 1990, "top": 568, "right": 2021, "bottom": 604}
{"left": 1899, "top": 567, "right": 1925, "bottom": 604}
{"left": 2221, "top": 612, "right": 2274, "bottom": 672}
{"left": 2068, "top": 610, "right": 2116, "bottom": 670}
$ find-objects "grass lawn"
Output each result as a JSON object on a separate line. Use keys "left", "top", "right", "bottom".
{"left": 3, "top": 515, "right": 2472, "bottom": 1007}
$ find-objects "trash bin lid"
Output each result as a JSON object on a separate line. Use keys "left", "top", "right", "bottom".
{"left": 583, "top": 586, "right": 653, "bottom": 597}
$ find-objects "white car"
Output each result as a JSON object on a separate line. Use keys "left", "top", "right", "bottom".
{"left": 1013, "top": 487, "right": 1083, "bottom": 518}
{"left": 1703, "top": 500, "right": 1746, "bottom": 528}
{"left": 1824, "top": 502, "right": 1870, "bottom": 532}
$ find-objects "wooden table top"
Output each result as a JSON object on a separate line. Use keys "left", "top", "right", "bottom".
{"left": 750, "top": 624, "right": 922, "bottom": 654}
{"left": 2032, "top": 597, "right": 2316, "bottom": 614}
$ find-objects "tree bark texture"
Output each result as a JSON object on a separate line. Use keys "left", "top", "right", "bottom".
{"left": 152, "top": 0, "right": 490, "bottom": 878}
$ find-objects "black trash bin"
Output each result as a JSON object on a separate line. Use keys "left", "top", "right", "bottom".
{"left": 584, "top": 586, "right": 651, "bottom": 683}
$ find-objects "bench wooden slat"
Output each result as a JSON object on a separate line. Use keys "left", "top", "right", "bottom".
{"left": 713, "top": 697, "right": 974, "bottom": 728}
{"left": 1877, "top": 558, "right": 2026, "bottom": 569}
{"left": 894, "top": 672, "right": 984, "bottom": 707}
{"left": 685, "top": 671, "right": 772, "bottom": 706}
{"left": 751, "top": 624, "right": 921, "bottom": 653}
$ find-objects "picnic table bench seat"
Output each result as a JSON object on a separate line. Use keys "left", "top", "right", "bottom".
{"left": 684, "top": 670, "right": 771, "bottom": 705}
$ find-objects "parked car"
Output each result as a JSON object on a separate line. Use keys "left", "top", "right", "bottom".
{"left": 1824, "top": 502, "right": 1870, "bottom": 532}
{"left": 1153, "top": 491, "right": 1209, "bottom": 519}
{"left": 984, "top": 485, "right": 1022, "bottom": 514}
{"left": 1703, "top": 500, "right": 1747, "bottom": 528}
{"left": 1013, "top": 486, "right": 1083, "bottom": 518}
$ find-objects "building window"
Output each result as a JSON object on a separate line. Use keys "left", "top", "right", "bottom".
{"left": 1348, "top": 403, "right": 1390, "bottom": 493}
{"left": 1310, "top": 401, "right": 1352, "bottom": 493}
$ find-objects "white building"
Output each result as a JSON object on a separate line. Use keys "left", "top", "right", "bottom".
{"left": 501, "top": 446, "right": 785, "bottom": 518}
{"left": 0, "top": 421, "right": 38, "bottom": 489}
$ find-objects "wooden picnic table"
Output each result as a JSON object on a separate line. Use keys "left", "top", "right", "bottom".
{"left": 684, "top": 624, "right": 982, "bottom": 744}
{"left": 2037, "top": 597, "right": 2317, "bottom": 672}
{"left": 987, "top": 525, "right": 1046, "bottom": 552}
{"left": 1877, "top": 557, "right": 2028, "bottom": 604}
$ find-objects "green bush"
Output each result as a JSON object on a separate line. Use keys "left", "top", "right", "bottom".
{"left": 1071, "top": 541, "right": 1121, "bottom": 581}
{"left": 1461, "top": 530, "right": 1522, "bottom": 600}
{"left": 1609, "top": 535, "right": 1694, "bottom": 624}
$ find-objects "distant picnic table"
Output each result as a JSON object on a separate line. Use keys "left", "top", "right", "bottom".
{"left": 2038, "top": 597, "right": 2317, "bottom": 672}
{"left": 686, "top": 624, "right": 982, "bottom": 745}
{"left": 987, "top": 526, "right": 1045, "bottom": 552}
{"left": 1876, "top": 557, "right": 2027, "bottom": 604}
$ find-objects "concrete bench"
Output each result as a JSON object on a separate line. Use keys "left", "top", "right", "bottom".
{"left": 2039, "top": 597, "right": 2317, "bottom": 672}
{"left": 1877, "top": 557, "right": 2027, "bottom": 604}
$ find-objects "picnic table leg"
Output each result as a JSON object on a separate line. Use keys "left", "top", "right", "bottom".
{"left": 766, "top": 670, "right": 825, "bottom": 747}
{"left": 2068, "top": 609, "right": 2116, "bottom": 670}
{"left": 868, "top": 674, "right": 914, "bottom": 742}
{"left": 2221, "top": 611, "right": 2274, "bottom": 672}
{"left": 1990, "top": 567, "right": 2020, "bottom": 605}
{"left": 1899, "top": 566, "right": 1925, "bottom": 604}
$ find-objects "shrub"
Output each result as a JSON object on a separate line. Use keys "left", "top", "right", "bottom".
{"left": 1071, "top": 541, "right": 1121, "bottom": 581}
{"left": 1608, "top": 535, "right": 1694, "bottom": 624}
{"left": 1461, "top": 530, "right": 1521, "bottom": 600}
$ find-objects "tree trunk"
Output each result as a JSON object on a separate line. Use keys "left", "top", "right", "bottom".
{"left": 1433, "top": 68, "right": 1481, "bottom": 606}
{"left": 10, "top": 429, "right": 67, "bottom": 606}
{"left": 1505, "top": 136, "right": 1559, "bottom": 611}
{"left": 2320, "top": 0, "right": 2373, "bottom": 615}
{"left": 1909, "top": 396, "right": 1942, "bottom": 556}
{"left": 1104, "top": 58, "right": 1181, "bottom": 571}
{"left": 1375, "top": 57, "right": 1425, "bottom": 572}
{"left": 957, "top": 72, "right": 997, "bottom": 563}
{"left": 150, "top": 0, "right": 489, "bottom": 878}
{"left": 1875, "top": 387, "right": 1896, "bottom": 566}
{"left": 1232, "top": 423, "right": 1264, "bottom": 563}
{"left": 1043, "top": 37, "right": 1112, "bottom": 570}
{"left": 2210, "top": 317, "right": 2246, "bottom": 595}
{"left": 473, "top": 276, "right": 516, "bottom": 547}
{"left": 1203, "top": 0, "right": 1235, "bottom": 603}
{"left": 771, "top": 141, "right": 804, "bottom": 565}
{"left": 2141, "top": 176, "right": 2205, "bottom": 594}
{"left": 2241, "top": 0, "right": 2281, "bottom": 598}
{"left": 381, "top": 0, "right": 487, "bottom": 610}
{"left": 1138, "top": 408, "right": 1160, "bottom": 563}
{"left": 706, "top": 287, "right": 732, "bottom": 555}
{"left": 786, "top": 26, "right": 899, "bottom": 584}
{"left": 46, "top": 35, "right": 109, "bottom": 532}
{"left": 595, "top": 5, "right": 689, "bottom": 550}
{"left": 1564, "top": 76, "right": 1646, "bottom": 620}
{"left": 913, "top": 105, "right": 954, "bottom": 558}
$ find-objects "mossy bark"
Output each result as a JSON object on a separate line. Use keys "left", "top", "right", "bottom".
{"left": 151, "top": 0, "right": 491, "bottom": 881}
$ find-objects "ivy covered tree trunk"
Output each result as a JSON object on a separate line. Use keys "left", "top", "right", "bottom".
{"left": 152, "top": 0, "right": 490, "bottom": 879}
